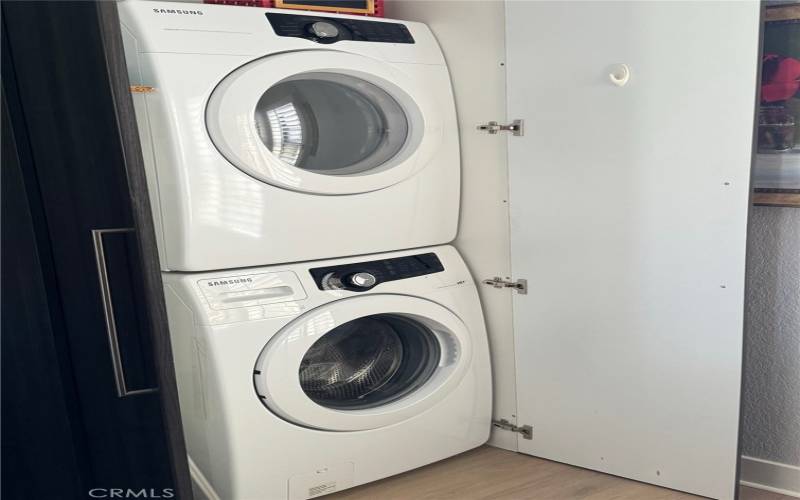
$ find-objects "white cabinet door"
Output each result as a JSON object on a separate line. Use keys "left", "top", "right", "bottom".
{"left": 506, "top": 2, "right": 760, "bottom": 498}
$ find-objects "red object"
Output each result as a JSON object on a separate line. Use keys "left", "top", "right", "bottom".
{"left": 204, "top": 0, "right": 383, "bottom": 17}
{"left": 372, "top": 0, "right": 384, "bottom": 17}
{"left": 762, "top": 53, "right": 800, "bottom": 103}
{"left": 203, "top": 0, "right": 274, "bottom": 7}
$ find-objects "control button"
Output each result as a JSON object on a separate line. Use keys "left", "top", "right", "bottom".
{"left": 321, "top": 273, "right": 345, "bottom": 291}
{"left": 310, "top": 21, "right": 339, "bottom": 39}
{"left": 349, "top": 272, "right": 377, "bottom": 288}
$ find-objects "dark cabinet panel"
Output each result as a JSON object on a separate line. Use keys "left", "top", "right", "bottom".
{"left": 2, "top": 2, "right": 191, "bottom": 497}
{"left": 2, "top": 84, "right": 86, "bottom": 500}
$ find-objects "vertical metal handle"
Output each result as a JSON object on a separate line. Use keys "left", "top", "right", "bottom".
{"left": 92, "top": 228, "right": 158, "bottom": 398}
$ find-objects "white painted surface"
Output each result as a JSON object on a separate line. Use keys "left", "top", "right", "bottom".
{"left": 740, "top": 456, "right": 800, "bottom": 497}
{"left": 385, "top": 0, "right": 517, "bottom": 451}
{"left": 118, "top": 1, "right": 460, "bottom": 271}
{"left": 505, "top": 2, "right": 759, "bottom": 499}
{"left": 162, "top": 245, "right": 492, "bottom": 499}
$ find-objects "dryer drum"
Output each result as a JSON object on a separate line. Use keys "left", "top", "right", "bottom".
{"left": 254, "top": 72, "right": 409, "bottom": 176}
{"left": 299, "top": 314, "right": 441, "bottom": 410}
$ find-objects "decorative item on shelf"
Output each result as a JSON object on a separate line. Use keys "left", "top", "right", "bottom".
{"left": 203, "top": 0, "right": 274, "bottom": 7}
{"left": 204, "top": 0, "right": 383, "bottom": 16}
{"left": 754, "top": 3, "right": 800, "bottom": 207}
{"left": 274, "top": 0, "right": 383, "bottom": 17}
{"left": 758, "top": 106, "right": 796, "bottom": 152}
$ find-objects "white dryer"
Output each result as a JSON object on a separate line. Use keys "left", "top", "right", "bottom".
{"left": 119, "top": 2, "right": 460, "bottom": 271}
{"left": 161, "top": 246, "right": 491, "bottom": 499}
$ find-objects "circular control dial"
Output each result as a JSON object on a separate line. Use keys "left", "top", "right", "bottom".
{"left": 320, "top": 272, "right": 344, "bottom": 290}
{"left": 310, "top": 21, "right": 339, "bottom": 39}
{"left": 349, "top": 272, "right": 377, "bottom": 288}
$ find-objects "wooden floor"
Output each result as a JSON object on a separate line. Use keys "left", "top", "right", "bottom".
{"left": 328, "top": 446, "right": 792, "bottom": 500}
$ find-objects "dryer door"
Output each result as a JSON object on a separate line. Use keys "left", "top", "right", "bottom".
{"left": 253, "top": 295, "right": 471, "bottom": 431}
{"left": 207, "top": 51, "right": 442, "bottom": 195}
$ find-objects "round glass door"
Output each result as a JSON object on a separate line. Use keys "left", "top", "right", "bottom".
{"left": 206, "top": 51, "right": 441, "bottom": 195}
{"left": 254, "top": 73, "right": 409, "bottom": 175}
{"left": 252, "top": 294, "right": 469, "bottom": 431}
{"left": 298, "top": 314, "right": 440, "bottom": 410}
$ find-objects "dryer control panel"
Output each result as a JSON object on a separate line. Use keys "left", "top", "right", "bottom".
{"left": 310, "top": 252, "right": 443, "bottom": 292}
{"left": 266, "top": 12, "right": 415, "bottom": 45}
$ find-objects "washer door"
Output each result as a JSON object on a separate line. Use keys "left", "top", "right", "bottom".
{"left": 253, "top": 295, "right": 471, "bottom": 431}
{"left": 207, "top": 51, "right": 443, "bottom": 195}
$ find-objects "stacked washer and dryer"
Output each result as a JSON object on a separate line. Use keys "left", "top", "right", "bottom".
{"left": 120, "top": 2, "right": 491, "bottom": 499}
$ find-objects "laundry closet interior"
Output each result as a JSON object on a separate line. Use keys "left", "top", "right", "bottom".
{"left": 1, "top": 0, "right": 767, "bottom": 499}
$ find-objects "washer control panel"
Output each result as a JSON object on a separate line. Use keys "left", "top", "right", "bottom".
{"left": 310, "top": 253, "right": 444, "bottom": 292}
{"left": 266, "top": 12, "right": 415, "bottom": 45}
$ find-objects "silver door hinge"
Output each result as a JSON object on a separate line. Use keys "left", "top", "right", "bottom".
{"left": 477, "top": 119, "right": 524, "bottom": 136}
{"left": 492, "top": 419, "right": 533, "bottom": 440}
{"left": 482, "top": 277, "right": 527, "bottom": 294}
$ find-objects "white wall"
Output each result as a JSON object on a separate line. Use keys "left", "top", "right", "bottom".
{"left": 383, "top": 0, "right": 516, "bottom": 449}
{"left": 743, "top": 207, "right": 800, "bottom": 467}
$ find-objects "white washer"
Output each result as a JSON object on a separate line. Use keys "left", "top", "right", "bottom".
{"left": 161, "top": 246, "right": 491, "bottom": 499}
{"left": 119, "top": 2, "right": 461, "bottom": 271}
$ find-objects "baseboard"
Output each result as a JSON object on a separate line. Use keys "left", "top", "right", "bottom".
{"left": 487, "top": 427, "right": 519, "bottom": 452}
{"left": 188, "top": 455, "right": 221, "bottom": 500}
{"left": 740, "top": 455, "right": 800, "bottom": 498}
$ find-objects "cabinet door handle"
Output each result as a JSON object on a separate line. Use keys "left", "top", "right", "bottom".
{"left": 92, "top": 228, "right": 158, "bottom": 398}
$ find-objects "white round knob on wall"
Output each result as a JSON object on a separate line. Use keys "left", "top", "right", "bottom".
{"left": 609, "top": 64, "right": 631, "bottom": 87}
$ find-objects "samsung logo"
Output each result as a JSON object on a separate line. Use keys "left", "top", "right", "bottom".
{"left": 207, "top": 278, "right": 253, "bottom": 287}
{"left": 153, "top": 8, "right": 204, "bottom": 15}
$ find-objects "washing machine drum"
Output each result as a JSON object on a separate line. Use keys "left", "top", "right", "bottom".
{"left": 253, "top": 295, "right": 472, "bottom": 431}
{"left": 298, "top": 315, "right": 441, "bottom": 410}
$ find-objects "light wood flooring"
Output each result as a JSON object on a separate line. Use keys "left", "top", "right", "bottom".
{"left": 328, "top": 445, "right": 793, "bottom": 500}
